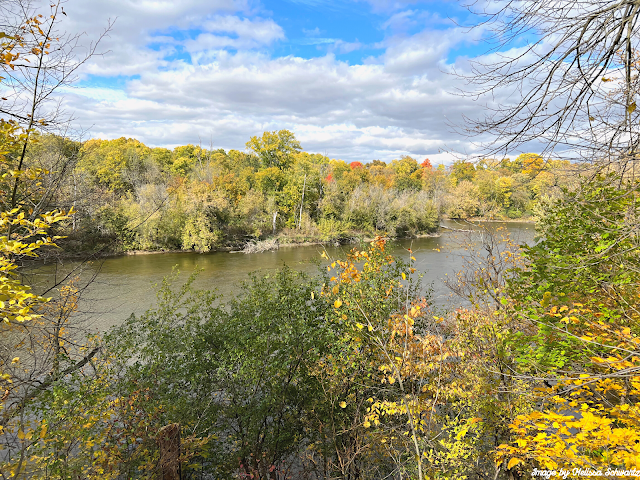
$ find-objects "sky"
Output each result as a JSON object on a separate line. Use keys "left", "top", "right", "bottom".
{"left": 52, "top": 0, "right": 496, "bottom": 163}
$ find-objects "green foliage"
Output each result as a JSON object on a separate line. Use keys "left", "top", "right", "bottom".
{"left": 78, "top": 138, "right": 152, "bottom": 193}
{"left": 106, "top": 267, "right": 332, "bottom": 478}
{"left": 509, "top": 174, "right": 640, "bottom": 369}
{"left": 246, "top": 129, "right": 302, "bottom": 170}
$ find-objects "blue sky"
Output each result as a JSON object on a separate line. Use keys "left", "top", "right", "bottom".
{"left": 57, "top": 0, "right": 499, "bottom": 163}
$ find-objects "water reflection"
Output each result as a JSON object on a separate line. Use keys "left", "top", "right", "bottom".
{"left": 27, "top": 221, "right": 535, "bottom": 333}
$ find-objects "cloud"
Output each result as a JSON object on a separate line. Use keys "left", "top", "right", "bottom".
{"left": 58, "top": 86, "right": 129, "bottom": 103}
{"left": 294, "top": 38, "right": 339, "bottom": 45}
{"left": 42, "top": 0, "right": 495, "bottom": 162}
{"left": 302, "top": 27, "right": 323, "bottom": 36}
{"left": 62, "top": 40, "right": 485, "bottom": 162}
{"left": 184, "top": 16, "right": 285, "bottom": 52}
{"left": 330, "top": 40, "right": 364, "bottom": 54}
{"left": 61, "top": 0, "right": 251, "bottom": 76}
{"left": 382, "top": 9, "right": 418, "bottom": 31}
{"left": 358, "top": 0, "right": 430, "bottom": 13}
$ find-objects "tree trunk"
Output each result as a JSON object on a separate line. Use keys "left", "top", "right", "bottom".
{"left": 157, "top": 423, "right": 181, "bottom": 480}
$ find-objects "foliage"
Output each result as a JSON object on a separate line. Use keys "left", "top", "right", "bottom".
{"left": 78, "top": 138, "right": 153, "bottom": 194}
{"left": 104, "top": 267, "right": 333, "bottom": 478}
{"left": 508, "top": 174, "right": 640, "bottom": 370}
{"left": 246, "top": 129, "right": 302, "bottom": 170}
{"left": 496, "top": 310, "right": 640, "bottom": 475}
{"left": 11, "top": 118, "right": 581, "bottom": 253}
{"left": 450, "top": 160, "right": 476, "bottom": 185}
{"left": 485, "top": 173, "right": 640, "bottom": 476}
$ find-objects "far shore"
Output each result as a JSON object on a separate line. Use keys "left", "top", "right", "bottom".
{"left": 44, "top": 218, "right": 535, "bottom": 261}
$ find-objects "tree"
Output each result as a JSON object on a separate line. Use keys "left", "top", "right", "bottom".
{"left": 78, "top": 138, "right": 152, "bottom": 194}
{"left": 450, "top": 160, "right": 476, "bottom": 185}
{"left": 507, "top": 174, "right": 640, "bottom": 370}
{"left": 392, "top": 156, "right": 422, "bottom": 192}
{"left": 446, "top": 180, "right": 480, "bottom": 219}
{"left": 0, "top": 0, "right": 110, "bottom": 213}
{"left": 460, "top": 0, "right": 640, "bottom": 168}
{"left": 451, "top": 0, "right": 640, "bottom": 475}
{"left": 105, "top": 267, "right": 333, "bottom": 479}
{"left": 0, "top": 4, "right": 113, "bottom": 477}
{"left": 246, "top": 130, "right": 302, "bottom": 170}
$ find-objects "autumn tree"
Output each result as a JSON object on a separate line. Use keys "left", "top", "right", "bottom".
{"left": 450, "top": 160, "right": 476, "bottom": 185}
{"left": 0, "top": 3, "right": 114, "bottom": 477}
{"left": 0, "top": 0, "right": 110, "bottom": 215}
{"left": 78, "top": 138, "right": 153, "bottom": 194}
{"left": 460, "top": 0, "right": 640, "bottom": 170}
{"left": 246, "top": 129, "right": 302, "bottom": 170}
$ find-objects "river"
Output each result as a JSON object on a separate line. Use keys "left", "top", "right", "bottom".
{"left": 28, "top": 221, "right": 536, "bottom": 333}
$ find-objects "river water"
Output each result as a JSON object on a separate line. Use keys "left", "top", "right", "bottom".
{"left": 28, "top": 221, "right": 536, "bottom": 333}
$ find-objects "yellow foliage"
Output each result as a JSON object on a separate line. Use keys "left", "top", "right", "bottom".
{"left": 496, "top": 312, "right": 640, "bottom": 474}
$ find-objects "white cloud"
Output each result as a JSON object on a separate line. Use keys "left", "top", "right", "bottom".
{"left": 37, "top": 0, "right": 497, "bottom": 162}
{"left": 382, "top": 9, "right": 418, "bottom": 31}
{"left": 302, "top": 27, "right": 323, "bottom": 36}
{"left": 58, "top": 86, "right": 129, "bottom": 103}
{"left": 184, "top": 16, "right": 285, "bottom": 52}
{"left": 329, "top": 40, "right": 363, "bottom": 54}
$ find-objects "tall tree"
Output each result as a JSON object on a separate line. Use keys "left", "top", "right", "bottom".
{"left": 0, "top": 0, "right": 111, "bottom": 214}
{"left": 460, "top": 0, "right": 640, "bottom": 170}
{"left": 246, "top": 130, "right": 302, "bottom": 170}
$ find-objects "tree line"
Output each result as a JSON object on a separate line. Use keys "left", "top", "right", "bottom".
{"left": 15, "top": 130, "right": 578, "bottom": 255}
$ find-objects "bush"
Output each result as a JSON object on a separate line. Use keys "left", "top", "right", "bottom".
{"left": 181, "top": 213, "right": 223, "bottom": 252}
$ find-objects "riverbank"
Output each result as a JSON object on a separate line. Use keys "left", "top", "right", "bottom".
{"left": 49, "top": 218, "right": 528, "bottom": 261}
{"left": 49, "top": 229, "right": 442, "bottom": 260}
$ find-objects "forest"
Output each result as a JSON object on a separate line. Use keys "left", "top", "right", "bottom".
{"left": 14, "top": 131, "right": 575, "bottom": 255}
{"left": 1, "top": 0, "right": 639, "bottom": 479}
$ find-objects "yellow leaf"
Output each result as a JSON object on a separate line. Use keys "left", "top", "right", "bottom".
{"left": 401, "top": 272, "right": 406, "bottom": 280}
{"left": 507, "top": 457, "right": 523, "bottom": 470}
{"left": 356, "top": 322, "right": 364, "bottom": 329}
{"left": 334, "top": 299, "right": 342, "bottom": 309}
{"left": 339, "top": 401, "right": 347, "bottom": 408}
{"left": 627, "top": 101, "right": 637, "bottom": 114}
